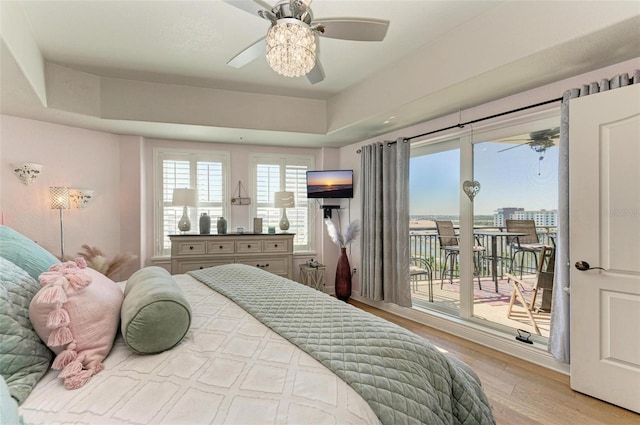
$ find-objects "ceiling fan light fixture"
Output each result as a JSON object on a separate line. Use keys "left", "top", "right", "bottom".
{"left": 266, "top": 18, "right": 316, "bottom": 78}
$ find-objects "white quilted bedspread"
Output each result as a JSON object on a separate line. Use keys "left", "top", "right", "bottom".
{"left": 19, "top": 274, "right": 381, "bottom": 425}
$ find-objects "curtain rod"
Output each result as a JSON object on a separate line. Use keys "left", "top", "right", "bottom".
{"left": 356, "top": 96, "right": 563, "bottom": 153}
{"left": 407, "top": 96, "right": 563, "bottom": 141}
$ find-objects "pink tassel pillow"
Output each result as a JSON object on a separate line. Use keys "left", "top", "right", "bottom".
{"left": 29, "top": 259, "right": 123, "bottom": 390}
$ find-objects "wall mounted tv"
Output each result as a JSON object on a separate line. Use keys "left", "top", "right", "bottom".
{"left": 306, "top": 170, "right": 353, "bottom": 199}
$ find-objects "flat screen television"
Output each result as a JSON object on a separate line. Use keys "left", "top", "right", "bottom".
{"left": 306, "top": 170, "right": 353, "bottom": 198}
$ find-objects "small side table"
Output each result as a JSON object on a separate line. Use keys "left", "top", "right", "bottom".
{"left": 299, "top": 264, "right": 326, "bottom": 291}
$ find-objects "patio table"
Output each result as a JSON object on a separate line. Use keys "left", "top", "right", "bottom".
{"left": 474, "top": 230, "right": 528, "bottom": 292}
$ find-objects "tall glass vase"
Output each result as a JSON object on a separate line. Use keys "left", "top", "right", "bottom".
{"left": 335, "top": 247, "right": 352, "bottom": 302}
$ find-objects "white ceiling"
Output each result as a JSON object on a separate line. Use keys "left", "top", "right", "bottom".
{"left": 1, "top": 1, "right": 639, "bottom": 148}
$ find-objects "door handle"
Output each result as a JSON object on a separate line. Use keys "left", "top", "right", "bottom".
{"left": 575, "top": 261, "right": 606, "bottom": 271}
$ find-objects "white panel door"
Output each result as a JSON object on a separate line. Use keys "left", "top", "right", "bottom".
{"left": 569, "top": 83, "right": 640, "bottom": 413}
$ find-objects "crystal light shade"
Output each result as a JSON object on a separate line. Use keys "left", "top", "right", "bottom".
{"left": 49, "top": 187, "right": 70, "bottom": 210}
{"left": 266, "top": 19, "right": 316, "bottom": 78}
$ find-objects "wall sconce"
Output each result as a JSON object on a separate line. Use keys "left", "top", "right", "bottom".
{"left": 13, "top": 163, "right": 43, "bottom": 186}
{"left": 49, "top": 186, "right": 70, "bottom": 260}
{"left": 69, "top": 189, "right": 94, "bottom": 208}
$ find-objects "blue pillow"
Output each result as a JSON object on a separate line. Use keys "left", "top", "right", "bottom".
{"left": 0, "top": 226, "right": 59, "bottom": 281}
{"left": 0, "top": 376, "right": 23, "bottom": 425}
{"left": 0, "top": 258, "right": 52, "bottom": 404}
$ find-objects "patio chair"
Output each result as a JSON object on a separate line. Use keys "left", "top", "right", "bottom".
{"left": 410, "top": 257, "right": 433, "bottom": 302}
{"left": 435, "top": 221, "right": 485, "bottom": 289}
{"left": 505, "top": 245, "right": 555, "bottom": 335}
{"left": 506, "top": 219, "right": 547, "bottom": 278}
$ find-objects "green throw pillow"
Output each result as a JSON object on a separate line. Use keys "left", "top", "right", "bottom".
{"left": 0, "top": 226, "right": 59, "bottom": 281}
{"left": 121, "top": 267, "right": 191, "bottom": 354}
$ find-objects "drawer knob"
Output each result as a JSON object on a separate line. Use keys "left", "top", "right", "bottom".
{"left": 274, "top": 244, "right": 278, "bottom": 248}
{"left": 199, "top": 266, "right": 204, "bottom": 269}
{"left": 219, "top": 245, "right": 223, "bottom": 249}
{"left": 248, "top": 244, "right": 251, "bottom": 248}
{"left": 189, "top": 246, "right": 194, "bottom": 250}
{"left": 257, "top": 263, "right": 269, "bottom": 268}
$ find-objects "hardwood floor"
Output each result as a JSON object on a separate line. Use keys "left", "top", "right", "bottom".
{"left": 349, "top": 300, "right": 640, "bottom": 425}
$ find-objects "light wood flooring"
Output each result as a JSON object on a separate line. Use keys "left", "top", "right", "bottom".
{"left": 349, "top": 300, "right": 640, "bottom": 425}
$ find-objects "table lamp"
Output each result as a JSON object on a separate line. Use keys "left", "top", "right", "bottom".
{"left": 274, "top": 191, "right": 294, "bottom": 231}
{"left": 172, "top": 188, "right": 198, "bottom": 233}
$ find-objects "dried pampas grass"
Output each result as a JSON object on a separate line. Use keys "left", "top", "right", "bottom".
{"left": 76, "top": 245, "right": 137, "bottom": 279}
{"left": 325, "top": 219, "right": 360, "bottom": 248}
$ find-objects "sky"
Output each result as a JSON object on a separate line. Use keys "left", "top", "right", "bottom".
{"left": 409, "top": 141, "right": 559, "bottom": 216}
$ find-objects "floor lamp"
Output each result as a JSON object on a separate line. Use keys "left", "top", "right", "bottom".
{"left": 49, "top": 187, "right": 70, "bottom": 260}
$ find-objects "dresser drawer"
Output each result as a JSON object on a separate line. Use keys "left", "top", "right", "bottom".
{"left": 207, "top": 241, "right": 235, "bottom": 254}
{"left": 236, "top": 240, "right": 262, "bottom": 254}
{"left": 175, "top": 241, "right": 206, "bottom": 256}
{"left": 172, "top": 258, "right": 233, "bottom": 274}
{"left": 237, "top": 257, "right": 288, "bottom": 276}
{"left": 262, "top": 238, "right": 290, "bottom": 253}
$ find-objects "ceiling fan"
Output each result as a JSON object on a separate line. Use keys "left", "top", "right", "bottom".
{"left": 223, "top": 0, "right": 390, "bottom": 84}
{"left": 497, "top": 127, "right": 560, "bottom": 154}
{"left": 497, "top": 127, "right": 560, "bottom": 174}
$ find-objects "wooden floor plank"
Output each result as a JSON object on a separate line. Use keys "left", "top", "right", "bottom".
{"left": 349, "top": 300, "right": 640, "bottom": 425}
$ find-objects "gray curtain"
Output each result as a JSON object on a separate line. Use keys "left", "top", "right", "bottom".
{"left": 550, "top": 69, "right": 639, "bottom": 363}
{"left": 360, "top": 137, "right": 411, "bottom": 307}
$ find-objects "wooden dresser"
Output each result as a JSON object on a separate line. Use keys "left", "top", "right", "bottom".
{"left": 169, "top": 233, "right": 294, "bottom": 279}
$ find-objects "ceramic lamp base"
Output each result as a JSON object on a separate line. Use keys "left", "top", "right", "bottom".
{"left": 279, "top": 209, "right": 290, "bottom": 231}
{"left": 178, "top": 206, "right": 191, "bottom": 232}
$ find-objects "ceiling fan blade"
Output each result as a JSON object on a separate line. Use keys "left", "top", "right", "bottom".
{"left": 227, "top": 37, "right": 266, "bottom": 68}
{"left": 307, "top": 59, "right": 325, "bottom": 84}
{"left": 313, "top": 18, "right": 389, "bottom": 41}
{"left": 498, "top": 143, "right": 528, "bottom": 153}
{"left": 222, "top": 0, "right": 273, "bottom": 19}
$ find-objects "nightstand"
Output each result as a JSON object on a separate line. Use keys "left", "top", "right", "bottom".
{"left": 299, "top": 263, "right": 326, "bottom": 291}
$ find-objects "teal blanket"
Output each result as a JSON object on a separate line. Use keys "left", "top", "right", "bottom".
{"left": 189, "top": 264, "right": 495, "bottom": 425}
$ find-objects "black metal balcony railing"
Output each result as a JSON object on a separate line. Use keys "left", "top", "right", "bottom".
{"left": 410, "top": 226, "right": 556, "bottom": 280}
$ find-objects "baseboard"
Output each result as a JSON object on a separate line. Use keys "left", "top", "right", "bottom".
{"left": 350, "top": 292, "right": 570, "bottom": 375}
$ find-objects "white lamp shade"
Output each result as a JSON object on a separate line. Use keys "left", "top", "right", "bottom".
{"left": 172, "top": 188, "right": 198, "bottom": 207}
{"left": 49, "top": 187, "right": 70, "bottom": 209}
{"left": 274, "top": 191, "right": 295, "bottom": 208}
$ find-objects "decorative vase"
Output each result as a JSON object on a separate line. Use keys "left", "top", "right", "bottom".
{"left": 199, "top": 213, "right": 211, "bottom": 234}
{"left": 217, "top": 217, "right": 227, "bottom": 235}
{"left": 335, "top": 247, "right": 352, "bottom": 302}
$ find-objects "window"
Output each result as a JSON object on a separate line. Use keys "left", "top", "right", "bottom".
{"left": 250, "top": 154, "right": 314, "bottom": 251}
{"left": 155, "top": 149, "right": 229, "bottom": 256}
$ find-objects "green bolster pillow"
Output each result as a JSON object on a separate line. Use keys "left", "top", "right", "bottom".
{"left": 121, "top": 267, "right": 191, "bottom": 354}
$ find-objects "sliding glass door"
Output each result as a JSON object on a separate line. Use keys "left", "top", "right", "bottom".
{"left": 409, "top": 139, "right": 461, "bottom": 316}
{"left": 409, "top": 113, "right": 559, "bottom": 342}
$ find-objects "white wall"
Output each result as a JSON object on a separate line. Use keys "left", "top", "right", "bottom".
{"left": 2, "top": 57, "right": 637, "bottom": 289}
{"left": 0, "top": 116, "right": 121, "bottom": 265}
{"left": 0, "top": 117, "right": 340, "bottom": 282}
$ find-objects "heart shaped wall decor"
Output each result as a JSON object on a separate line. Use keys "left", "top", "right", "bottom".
{"left": 463, "top": 180, "right": 481, "bottom": 201}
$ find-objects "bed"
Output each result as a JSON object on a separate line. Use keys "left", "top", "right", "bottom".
{"left": 1, "top": 226, "right": 495, "bottom": 424}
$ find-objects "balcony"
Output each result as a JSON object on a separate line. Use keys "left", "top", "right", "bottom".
{"left": 410, "top": 225, "right": 556, "bottom": 338}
